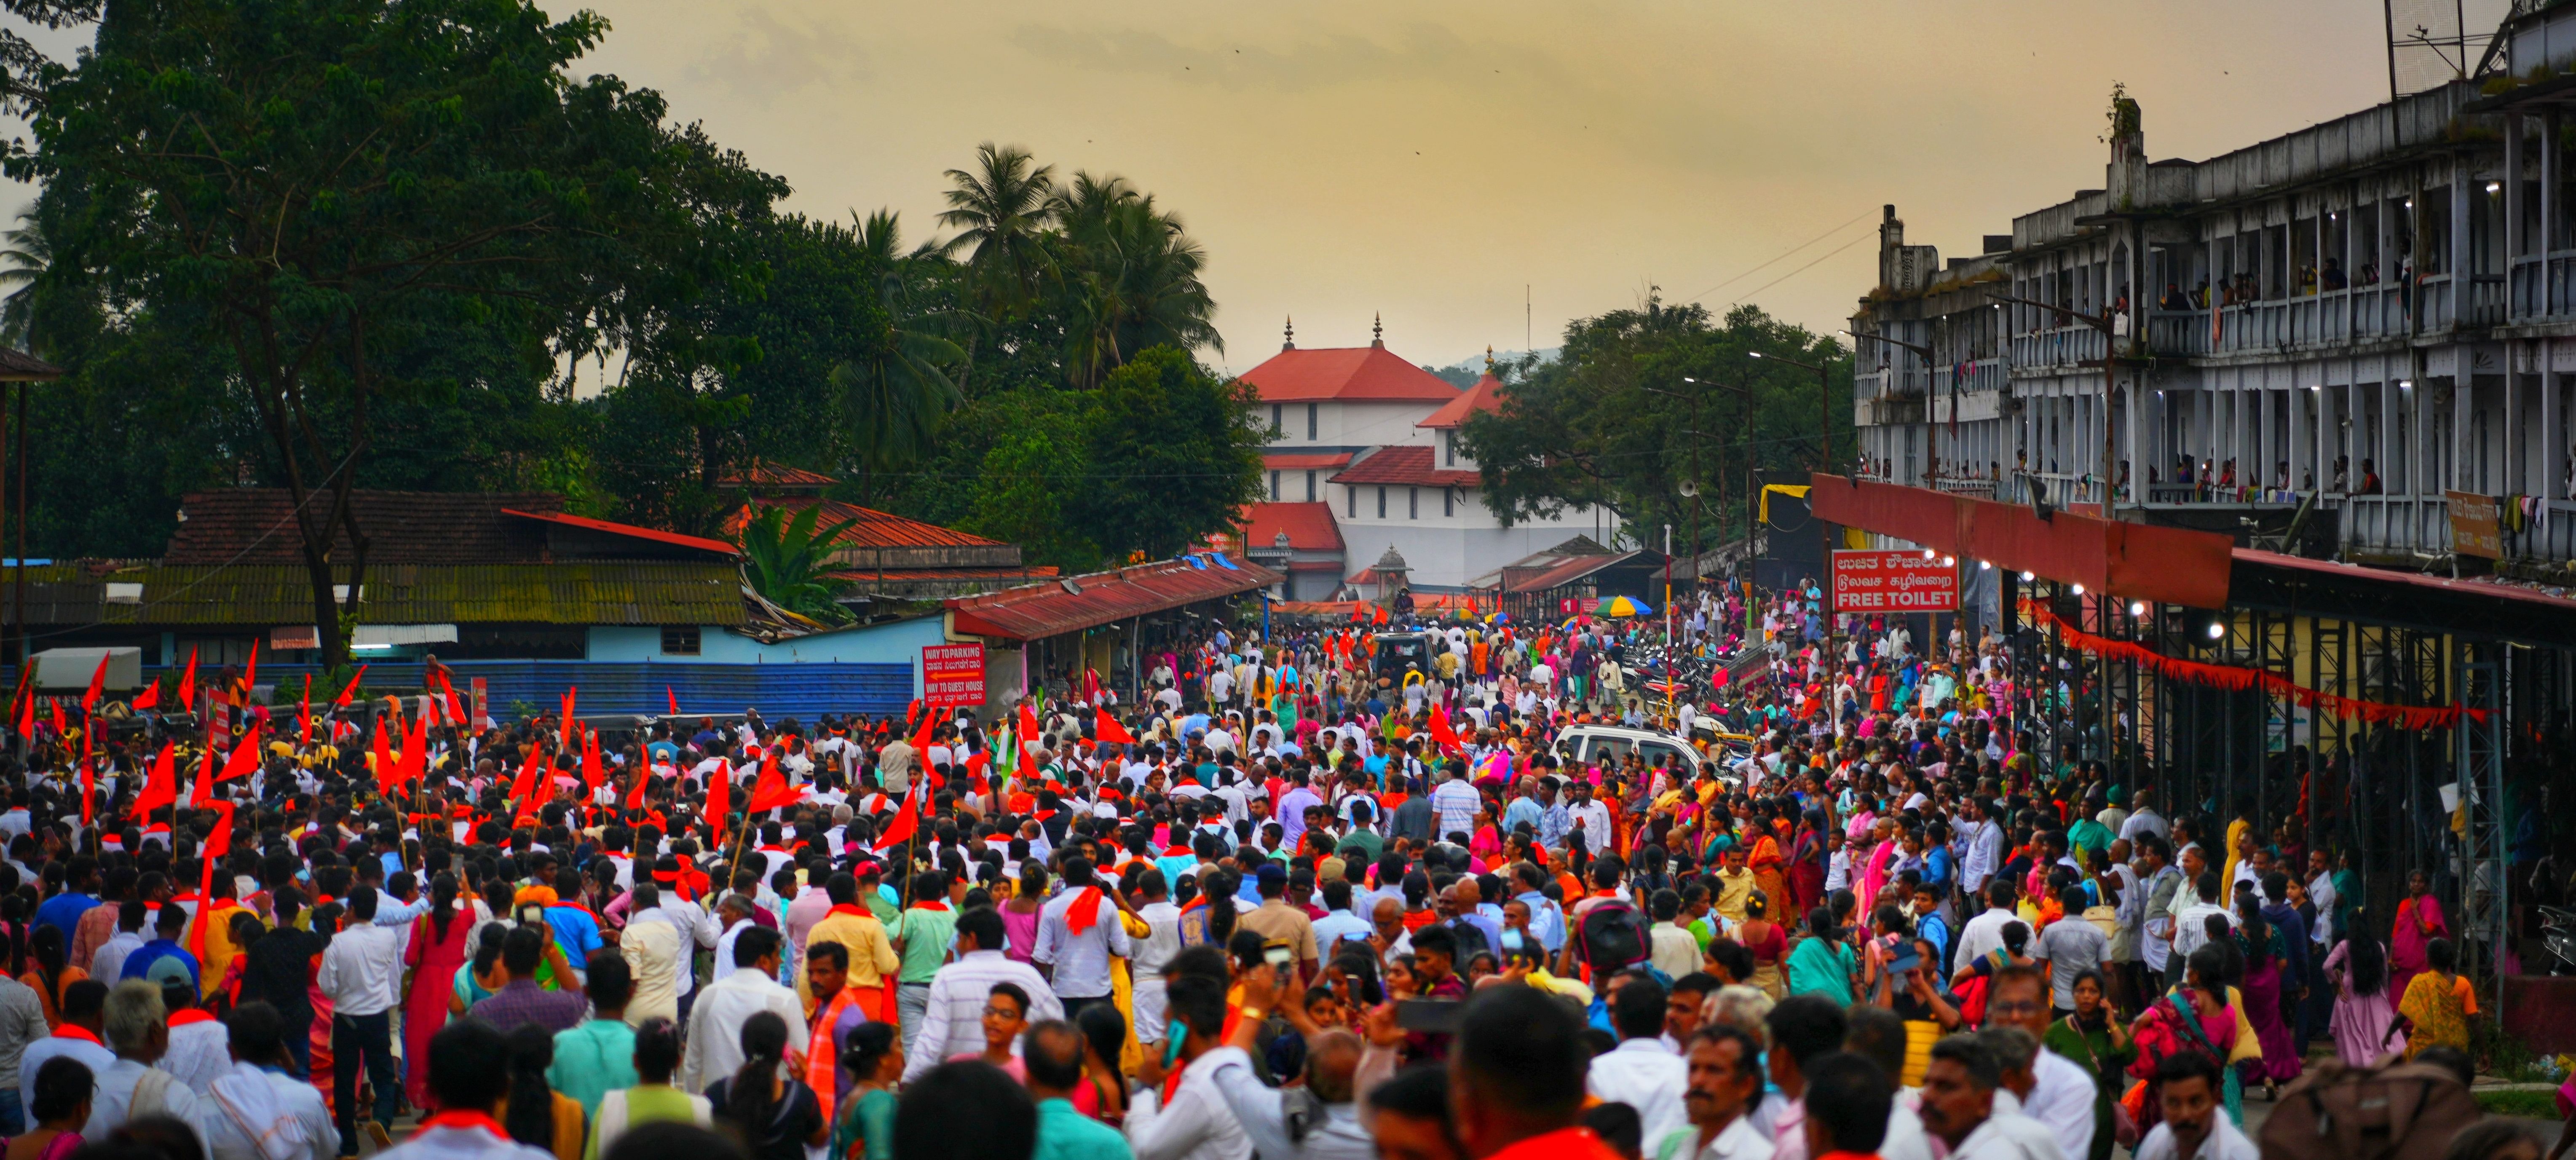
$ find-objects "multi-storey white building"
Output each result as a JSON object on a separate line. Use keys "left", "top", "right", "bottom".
{"left": 1238, "top": 321, "right": 1617, "bottom": 594}
{"left": 1850, "top": 15, "right": 2576, "bottom": 569}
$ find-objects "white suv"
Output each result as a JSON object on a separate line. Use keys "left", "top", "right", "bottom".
{"left": 1552, "top": 724, "right": 1740, "bottom": 785}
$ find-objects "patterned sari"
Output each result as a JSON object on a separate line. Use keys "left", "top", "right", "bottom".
{"left": 2396, "top": 969, "right": 2474, "bottom": 1059}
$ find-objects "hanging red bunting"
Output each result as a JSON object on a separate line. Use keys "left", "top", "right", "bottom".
{"left": 2020, "top": 600, "right": 2490, "bottom": 730}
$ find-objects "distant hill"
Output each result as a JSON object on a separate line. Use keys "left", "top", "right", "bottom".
{"left": 1422, "top": 347, "right": 1560, "bottom": 390}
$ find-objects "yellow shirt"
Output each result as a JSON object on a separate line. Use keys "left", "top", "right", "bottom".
{"left": 1714, "top": 867, "right": 1756, "bottom": 923}
{"left": 801, "top": 909, "right": 901, "bottom": 1006}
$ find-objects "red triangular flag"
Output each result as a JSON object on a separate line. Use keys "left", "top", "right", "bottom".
{"left": 241, "top": 640, "right": 257, "bottom": 694}
{"left": 437, "top": 671, "right": 466, "bottom": 728}
{"left": 80, "top": 654, "right": 107, "bottom": 712}
{"left": 217, "top": 727, "right": 261, "bottom": 782}
{"left": 877, "top": 777, "right": 925, "bottom": 849}
{"left": 14, "top": 684, "right": 31, "bottom": 742}
{"left": 370, "top": 725, "right": 394, "bottom": 786}
{"left": 667, "top": 686, "right": 678, "bottom": 716}
{"left": 624, "top": 754, "right": 651, "bottom": 812}
{"left": 1427, "top": 707, "right": 1461, "bottom": 755}
{"left": 563, "top": 686, "right": 576, "bottom": 725}
{"left": 703, "top": 757, "right": 731, "bottom": 845}
{"left": 189, "top": 742, "right": 217, "bottom": 808}
{"left": 298, "top": 675, "right": 312, "bottom": 748}
{"left": 1095, "top": 713, "right": 1135, "bottom": 746}
{"left": 333, "top": 665, "right": 367, "bottom": 708}
{"left": 174, "top": 649, "right": 196, "bottom": 715}
{"left": 747, "top": 752, "right": 800, "bottom": 813}
{"left": 187, "top": 802, "right": 235, "bottom": 961}
{"left": 48, "top": 699, "right": 62, "bottom": 738}
{"left": 510, "top": 746, "right": 546, "bottom": 825}
{"left": 131, "top": 743, "right": 175, "bottom": 822}
{"left": 131, "top": 680, "right": 158, "bottom": 712}
{"left": 581, "top": 726, "right": 602, "bottom": 791}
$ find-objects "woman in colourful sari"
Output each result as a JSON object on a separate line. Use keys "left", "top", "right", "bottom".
{"left": 2129, "top": 945, "right": 2241, "bottom": 1132}
{"left": 2395, "top": 936, "right": 2476, "bottom": 1060}
{"left": 2233, "top": 897, "right": 2300, "bottom": 1098}
{"left": 1746, "top": 809, "right": 1790, "bottom": 912}
{"left": 1787, "top": 809, "right": 1827, "bottom": 918}
{"left": 2389, "top": 870, "right": 2447, "bottom": 1005}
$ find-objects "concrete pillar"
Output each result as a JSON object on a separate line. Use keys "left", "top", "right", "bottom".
{"left": 2508, "top": 112, "right": 2525, "bottom": 316}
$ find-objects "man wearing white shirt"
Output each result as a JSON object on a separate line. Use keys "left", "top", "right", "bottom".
{"left": 1918, "top": 1036, "right": 2065, "bottom": 1160}
{"left": 1952, "top": 882, "right": 2023, "bottom": 972}
{"left": 1587, "top": 978, "right": 1688, "bottom": 1147}
{"left": 1033, "top": 857, "right": 1133, "bottom": 1018}
{"left": 2169, "top": 874, "right": 2233, "bottom": 965}
{"left": 1959, "top": 799, "right": 2005, "bottom": 897}
{"left": 1989, "top": 969, "right": 2096, "bottom": 1160}
{"left": 1123, "top": 973, "right": 1250, "bottom": 1160}
{"left": 2118, "top": 790, "right": 2170, "bottom": 845}
{"left": 2131, "top": 1051, "right": 2257, "bottom": 1160}
{"left": 1653, "top": 1022, "right": 1773, "bottom": 1160}
{"left": 315, "top": 888, "right": 401, "bottom": 1157}
{"left": 903, "top": 910, "right": 1059, "bottom": 1082}
{"left": 204, "top": 1002, "right": 334, "bottom": 1160}
{"left": 83, "top": 982, "right": 215, "bottom": 1160}
{"left": 678, "top": 927, "right": 805, "bottom": 1095}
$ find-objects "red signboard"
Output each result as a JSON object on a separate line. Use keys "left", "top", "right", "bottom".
{"left": 921, "top": 643, "right": 986, "bottom": 705}
{"left": 1832, "top": 549, "right": 1959, "bottom": 613}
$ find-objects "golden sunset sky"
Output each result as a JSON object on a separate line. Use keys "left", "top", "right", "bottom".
{"left": 573, "top": 0, "right": 2504, "bottom": 371}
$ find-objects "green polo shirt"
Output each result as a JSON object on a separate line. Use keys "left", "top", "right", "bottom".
{"left": 547, "top": 1018, "right": 638, "bottom": 1117}
{"left": 1033, "top": 1097, "right": 1133, "bottom": 1160}
{"left": 891, "top": 904, "right": 959, "bottom": 985}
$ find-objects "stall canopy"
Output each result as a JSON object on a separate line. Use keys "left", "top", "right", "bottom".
{"left": 945, "top": 555, "right": 1283, "bottom": 642}
{"left": 1806, "top": 473, "right": 2234, "bottom": 609}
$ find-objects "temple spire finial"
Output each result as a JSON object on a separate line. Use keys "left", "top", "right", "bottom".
{"left": 1371, "top": 312, "right": 1383, "bottom": 349}
{"left": 1484, "top": 345, "right": 1495, "bottom": 374}
{"left": 1283, "top": 316, "right": 1295, "bottom": 351}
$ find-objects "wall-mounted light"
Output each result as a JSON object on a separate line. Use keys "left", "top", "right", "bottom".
{"left": 2070, "top": 583, "right": 2086, "bottom": 595}
{"left": 2487, "top": 182, "right": 2503, "bottom": 193}
{"left": 1979, "top": 560, "right": 1993, "bottom": 570}
{"left": 2129, "top": 600, "right": 2148, "bottom": 617}
{"left": 2019, "top": 571, "right": 2035, "bottom": 582}
{"left": 1923, "top": 549, "right": 1937, "bottom": 561}
{"left": 2207, "top": 621, "right": 2226, "bottom": 640}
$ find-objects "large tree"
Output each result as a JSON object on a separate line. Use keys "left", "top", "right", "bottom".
{"left": 1460, "top": 298, "right": 1854, "bottom": 554}
{"left": 22, "top": 0, "right": 784, "bottom": 664}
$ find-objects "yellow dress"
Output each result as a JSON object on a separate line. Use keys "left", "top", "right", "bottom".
{"left": 1114, "top": 909, "right": 1151, "bottom": 1074}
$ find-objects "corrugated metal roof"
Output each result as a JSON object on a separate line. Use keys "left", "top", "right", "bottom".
{"left": 945, "top": 557, "right": 1283, "bottom": 641}
{"left": 0, "top": 562, "right": 747, "bottom": 627}
{"left": 55, "top": 660, "right": 916, "bottom": 718}
{"left": 1502, "top": 551, "right": 1645, "bottom": 594}
{"left": 1327, "top": 446, "right": 1482, "bottom": 488}
{"left": 724, "top": 499, "right": 1008, "bottom": 552}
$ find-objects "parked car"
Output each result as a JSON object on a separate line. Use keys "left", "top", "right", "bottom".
{"left": 1552, "top": 723, "right": 1742, "bottom": 785}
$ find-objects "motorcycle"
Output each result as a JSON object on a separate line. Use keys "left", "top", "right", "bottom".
{"left": 2541, "top": 905, "right": 2576, "bottom": 974}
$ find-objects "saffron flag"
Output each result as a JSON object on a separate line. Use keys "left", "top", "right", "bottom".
{"left": 667, "top": 687, "right": 678, "bottom": 716}
{"left": 333, "top": 665, "right": 367, "bottom": 707}
{"left": 298, "top": 676, "right": 312, "bottom": 748}
{"left": 187, "top": 802, "right": 236, "bottom": 961}
{"left": 241, "top": 640, "right": 257, "bottom": 694}
{"left": 217, "top": 728, "right": 260, "bottom": 782}
{"left": 1095, "top": 712, "right": 1135, "bottom": 747}
{"left": 510, "top": 746, "right": 546, "bottom": 825}
{"left": 132, "top": 681, "right": 159, "bottom": 712}
{"left": 189, "top": 743, "right": 217, "bottom": 808}
{"left": 581, "top": 726, "right": 602, "bottom": 791}
{"left": 131, "top": 743, "right": 176, "bottom": 822}
{"left": 876, "top": 775, "right": 927, "bottom": 849}
{"left": 370, "top": 726, "right": 394, "bottom": 788}
{"left": 175, "top": 648, "right": 196, "bottom": 715}
{"left": 80, "top": 654, "right": 107, "bottom": 712}
{"left": 746, "top": 752, "right": 801, "bottom": 813}
{"left": 704, "top": 757, "right": 731, "bottom": 845}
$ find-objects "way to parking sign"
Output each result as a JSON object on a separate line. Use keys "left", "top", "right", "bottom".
{"left": 921, "top": 644, "right": 986, "bottom": 705}
{"left": 1831, "top": 550, "right": 1959, "bottom": 613}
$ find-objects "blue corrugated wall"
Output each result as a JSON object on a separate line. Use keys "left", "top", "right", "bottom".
{"left": 96, "top": 661, "right": 918, "bottom": 719}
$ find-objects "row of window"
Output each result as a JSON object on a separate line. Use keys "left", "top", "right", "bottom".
{"left": 1342, "top": 484, "right": 1456, "bottom": 519}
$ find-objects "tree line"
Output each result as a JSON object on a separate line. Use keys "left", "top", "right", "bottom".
{"left": 0, "top": 0, "right": 1263, "bottom": 662}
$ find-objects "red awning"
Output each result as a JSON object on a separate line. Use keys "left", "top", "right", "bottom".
{"left": 1807, "top": 474, "right": 2233, "bottom": 608}
{"left": 945, "top": 556, "right": 1283, "bottom": 641}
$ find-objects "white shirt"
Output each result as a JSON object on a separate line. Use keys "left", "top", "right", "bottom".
{"left": 1949, "top": 1109, "right": 2068, "bottom": 1160}
{"left": 204, "top": 1060, "right": 334, "bottom": 1160}
{"left": 2132, "top": 1116, "right": 2259, "bottom": 1160}
{"left": 901, "top": 950, "right": 1062, "bottom": 1083}
{"left": 313, "top": 924, "right": 402, "bottom": 1017}
{"left": 20, "top": 1032, "right": 116, "bottom": 1113}
{"left": 373, "top": 1123, "right": 554, "bottom": 1160}
{"left": 1032, "top": 886, "right": 1133, "bottom": 1000}
{"left": 1199, "top": 1045, "right": 1371, "bottom": 1160}
{"left": 677, "top": 965, "right": 806, "bottom": 1094}
{"left": 1953, "top": 906, "right": 2022, "bottom": 969}
{"left": 2172, "top": 901, "right": 2236, "bottom": 960}
{"left": 161, "top": 1017, "right": 232, "bottom": 1094}
{"left": 91, "top": 930, "right": 147, "bottom": 984}
{"left": 85, "top": 1057, "right": 216, "bottom": 1160}
{"left": 1126, "top": 1046, "right": 1254, "bottom": 1160}
{"left": 2022, "top": 1050, "right": 2100, "bottom": 1160}
{"left": 1652, "top": 1113, "right": 1773, "bottom": 1160}
{"left": 1588, "top": 1037, "right": 1690, "bottom": 1148}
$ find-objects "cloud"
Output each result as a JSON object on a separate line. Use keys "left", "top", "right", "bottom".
{"left": 682, "top": 5, "right": 865, "bottom": 102}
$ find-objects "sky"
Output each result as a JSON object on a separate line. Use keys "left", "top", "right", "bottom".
{"left": 28, "top": 1, "right": 2519, "bottom": 374}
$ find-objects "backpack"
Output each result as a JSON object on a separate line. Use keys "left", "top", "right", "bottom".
{"left": 1576, "top": 898, "right": 1649, "bottom": 971}
{"left": 2257, "top": 1058, "right": 2479, "bottom": 1160}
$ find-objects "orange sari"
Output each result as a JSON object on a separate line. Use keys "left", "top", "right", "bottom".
{"left": 1748, "top": 835, "right": 1789, "bottom": 915}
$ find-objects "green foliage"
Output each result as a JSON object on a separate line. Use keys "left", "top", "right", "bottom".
{"left": 1076, "top": 347, "right": 1264, "bottom": 561}
{"left": 736, "top": 504, "right": 860, "bottom": 623}
{"left": 20, "top": 0, "right": 784, "bottom": 662}
{"left": 1458, "top": 296, "right": 1854, "bottom": 555}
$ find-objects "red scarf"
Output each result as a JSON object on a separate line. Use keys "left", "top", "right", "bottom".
{"left": 828, "top": 903, "right": 871, "bottom": 919}
{"left": 418, "top": 1110, "right": 509, "bottom": 1141}
{"left": 908, "top": 900, "right": 949, "bottom": 913}
{"left": 1063, "top": 886, "right": 1107, "bottom": 935}
{"left": 51, "top": 1025, "right": 101, "bottom": 1045}
{"left": 167, "top": 1009, "right": 216, "bottom": 1026}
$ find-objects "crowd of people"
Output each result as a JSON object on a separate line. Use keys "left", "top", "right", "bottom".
{"left": 0, "top": 585, "right": 2553, "bottom": 1160}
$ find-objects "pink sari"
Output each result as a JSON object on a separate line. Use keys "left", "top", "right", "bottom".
{"left": 2389, "top": 894, "right": 2447, "bottom": 1004}
{"left": 1858, "top": 840, "right": 1897, "bottom": 918}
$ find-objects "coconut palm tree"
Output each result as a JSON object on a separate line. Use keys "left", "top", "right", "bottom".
{"left": 0, "top": 205, "right": 49, "bottom": 355}
{"left": 937, "top": 142, "right": 1057, "bottom": 314}
{"left": 832, "top": 208, "right": 969, "bottom": 474}
{"left": 1055, "top": 191, "right": 1220, "bottom": 388}
{"left": 737, "top": 504, "right": 862, "bottom": 623}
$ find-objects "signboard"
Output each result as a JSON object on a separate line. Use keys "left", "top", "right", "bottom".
{"left": 1831, "top": 549, "right": 1959, "bottom": 613}
{"left": 470, "top": 677, "right": 490, "bottom": 731}
{"left": 922, "top": 643, "right": 986, "bottom": 705}
{"left": 2447, "top": 490, "right": 2501, "bottom": 560}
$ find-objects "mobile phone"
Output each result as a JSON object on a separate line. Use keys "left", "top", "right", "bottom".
{"left": 1263, "top": 943, "right": 1293, "bottom": 983}
{"left": 517, "top": 904, "right": 546, "bottom": 926}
